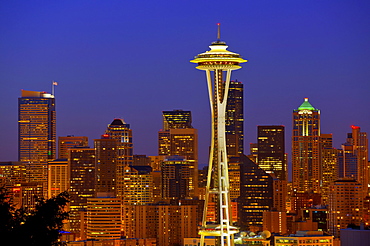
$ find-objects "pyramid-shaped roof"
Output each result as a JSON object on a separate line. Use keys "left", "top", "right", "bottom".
{"left": 298, "top": 98, "right": 316, "bottom": 110}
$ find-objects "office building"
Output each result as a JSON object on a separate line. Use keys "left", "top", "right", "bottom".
{"left": 47, "top": 159, "right": 68, "bottom": 198}
{"left": 105, "top": 118, "right": 133, "bottom": 197}
{"left": 122, "top": 203, "right": 198, "bottom": 246}
{"left": 94, "top": 135, "right": 117, "bottom": 195}
{"left": 68, "top": 147, "right": 96, "bottom": 240}
{"left": 158, "top": 110, "right": 198, "bottom": 197}
{"left": 161, "top": 156, "right": 192, "bottom": 200}
{"left": 122, "top": 165, "right": 153, "bottom": 205}
{"left": 226, "top": 80, "right": 244, "bottom": 158}
{"left": 162, "top": 110, "right": 192, "bottom": 130}
{"left": 257, "top": 125, "right": 286, "bottom": 181}
{"left": 263, "top": 210, "right": 287, "bottom": 235}
{"left": 292, "top": 98, "right": 321, "bottom": 193}
{"left": 275, "top": 231, "right": 334, "bottom": 246}
{"left": 18, "top": 90, "right": 56, "bottom": 193}
{"left": 238, "top": 155, "right": 273, "bottom": 231}
{"left": 328, "top": 178, "right": 363, "bottom": 238}
{"left": 339, "top": 126, "right": 368, "bottom": 195}
{"left": 58, "top": 136, "right": 88, "bottom": 159}
{"left": 320, "top": 134, "right": 338, "bottom": 205}
{"left": 86, "top": 194, "right": 122, "bottom": 240}
{"left": 0, "top": 161, "right": 27, "bottom": 189}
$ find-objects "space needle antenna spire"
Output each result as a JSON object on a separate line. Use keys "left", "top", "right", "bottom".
{"left": 217, "top": 23, "right": 221, "bottom": 41}
{"left": 191, "top": 25, "right": 247, "bottom": 246}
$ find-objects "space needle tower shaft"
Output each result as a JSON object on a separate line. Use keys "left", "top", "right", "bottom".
{"left": 190, "top": 24, "right": 247, "bottom": 246}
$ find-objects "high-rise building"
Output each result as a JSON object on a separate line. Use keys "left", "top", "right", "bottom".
{"left": 47, "top": 159, "right": 68, "bottom": 198}
{"left": 226, "top": 80, "right": 244, "bottom": 158}
{"left": 18, "top": 90, "right": 56, "bottom": 192}
{"left": 158, "top": 110, "right": 198, "bottom": 198}
{"left": 68, "top": 147, "right": 95, "bottom": 240}
{"left": 0, "top": 162, "right": 27, "bottom": 190}
{"left": 94, "top": 135, "right": 117, "bottom": 195}
{"left": 122, "top": 165, "right": 153, "bottom": 205}
{"left": 86, "top": 194, "right": 122, "bottom": 240}
{"left": 257, "top": 125, "right": 286, "bottom": 181}
{"left": 162, "top": 110, "right": 192, "bottom": 130}
{"left": 122, "top": 203, "right": 198, "bottom": 246}
{"left": 320, "top": 134, "right": 338, "bottom": 205}
{"left": 341, "top": 126, "right": 368, "bottom": 195}
{"left": 161, "top": 156, "right": 192, "bottom": 200}
{"left": 328, "top": 178, "right": 363, "bottom": 238}
{"left": 190, "top": 25, "right": 247, "bottom": 245}
{"left": 104, "top": 118, "right": 133, "bottom": 197}
{"left": 292, "top": 98, "right": 321, "bottom": 193}
{"left": 238, "top": 155, "right": 273, "bottom": 231}
{"left": 58, "top": 136, "right": 88, "bottom": 159}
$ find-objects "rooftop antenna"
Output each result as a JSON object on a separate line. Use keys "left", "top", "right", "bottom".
{"left": 217, "top": 23, "right": 221, "bottom": 41}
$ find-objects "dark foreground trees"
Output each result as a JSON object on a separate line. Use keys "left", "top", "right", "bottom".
{"left": 0, "top": 187, "right": 69, "bottom": 245}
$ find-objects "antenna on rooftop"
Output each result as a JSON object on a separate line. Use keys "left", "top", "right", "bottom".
{"left": 217, "top": 23, "right": 221, "bottom": 41}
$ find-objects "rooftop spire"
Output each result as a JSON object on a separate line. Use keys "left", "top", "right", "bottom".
{"left": 217, "top": 23, "right": 221, "bottom": 41}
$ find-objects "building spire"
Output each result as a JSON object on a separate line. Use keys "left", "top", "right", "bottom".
{"left": 217, "top": 23, "right": 221, "bottom": 41}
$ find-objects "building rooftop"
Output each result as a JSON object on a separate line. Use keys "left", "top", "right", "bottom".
{"left": 297, "top": 98, "right": 316, "bottom": 111}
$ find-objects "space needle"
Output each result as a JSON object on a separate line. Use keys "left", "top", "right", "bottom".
{"left": 190, "top": 24, "right": 247, "bottom": 246}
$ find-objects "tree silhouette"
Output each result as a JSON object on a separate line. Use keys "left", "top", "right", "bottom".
{"left": 0, "top": 187, "right": 69, "bottom": 245}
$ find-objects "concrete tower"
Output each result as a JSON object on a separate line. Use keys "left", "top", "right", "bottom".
{"left": 191, "top": 24, "right": 247, "bottom": 245}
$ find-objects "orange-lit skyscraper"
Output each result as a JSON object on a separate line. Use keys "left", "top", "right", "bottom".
{"left": 18, "top": 90, "right": 56, "bottom": 191}
{"left": 292, "top": 98, "right": 321, "bottom": 193}
{"left": 257, "top": 125, "right": 286, "bottom": 181}
{"left": 104, "top": 118, "right": 133, "bottom": 197}
{"left": 58, "top": 135, "right": 88, "bottom": 159}
{"left": 158, "top": 110, "right": 198, "bottom": 197}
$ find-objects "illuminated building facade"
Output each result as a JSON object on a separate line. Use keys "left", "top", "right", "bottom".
{"left": 18, "top": 90, "right": 56, "bottom": 193}
{"left": 0, "top": 161, "right": 26, "bottom": 189}
{"left": 190, "top": 24, "right": 247, "bottom": 245}
{"left": 275, "top": 231, "right": 333, "bottom": 246}
{"left": 47, "top": 159, "right": 68, "bottom": 198}
{"left": 238, "top": 155, "right": 273, "bottom": 231}
{"left": 105, "top": 118, "right": 133, "bottom": 198}
{"left": 162, "top": 110, "right": 192, "bottom": 130}
{"left": 58, "top": 135, "right": 88, "bottom": 159}
{"left": 328, "top": 178, "right": 363, "bottom": 238}
{"left": 86, "top": 195, "right": 122, "bottom": 240}
{"left": 339, "top": 126, "right": 368, "bottom": 195}
{"left": 292, "top": 98, "right": 321, "bottom": 193}
{"left": 122, "top": 165, "right": 153, "bottom": 205}
{"left": 158, "top": 110, "right": 198, "bottom": 198}
{"left": 263, "top": 210, "right": 287, "bottom": 235}
{"left": 226, "top": 80, "right": 244, "bottom": 158}
{"left": 122, "top": 204, "right": 198, "bottom": 246}
{"left": 161, "top": 156, "right": 192, "bottom": 200}
{"left": 320, "top": 134, "right": 338, "bottom": 205}
{"left": 94, "top": 136, "right": 117, "bottom": 195}
{"left": 257, "top": 125, "right": 286, "bottom": 181}
{"left": 68, "top": 147, "right": 95, "bottom": 239}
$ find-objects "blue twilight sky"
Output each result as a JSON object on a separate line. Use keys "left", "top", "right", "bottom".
{"left": 1, "top": 1, "right": 369, "bottom": 173}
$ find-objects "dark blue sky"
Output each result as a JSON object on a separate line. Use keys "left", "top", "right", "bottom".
{"left": 1, "top": 1, "right": 369, "bottom": 170}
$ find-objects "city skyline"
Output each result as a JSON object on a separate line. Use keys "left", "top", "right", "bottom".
{"left": 1, "top": 1, "right": 370, "bottom": 169}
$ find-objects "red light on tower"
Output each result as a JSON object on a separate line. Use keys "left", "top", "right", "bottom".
{"left": 102, "top": 134, "right": 109, "bottom": 139}
{"left": 351, "top": 125, "right": 360, "bottom": 129}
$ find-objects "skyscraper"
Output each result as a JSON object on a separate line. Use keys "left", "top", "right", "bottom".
{"left": 343, "top": 126, "right": 368, "bottom": 195}
{"left": 18, "top": 90, "right": 56, "bottom": 190}
{"left": 257, "top": 125, "right": 286, "bottom": 181}
{"left": 104, "top": 118, "right": 133, "bottom": 197}
{"left": 292, "top": 98, "right": 321, "bottom": 193}
{"left": 158, "top": 110, "right": 198, "bottom": 197}
{"left": 226, "top": 80, "right": 244, "bottom": 158}
{"left": 190, "top": 24, "right": 247, "bottom": 245}
{"left": 58, "top": 136, "right": 88, "bottom": 159}
{"left": 94, "top": 135, "right": 117, "bottom": 195}
{"left": 68, "top": 147, "right": 95, "bottom": 240}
